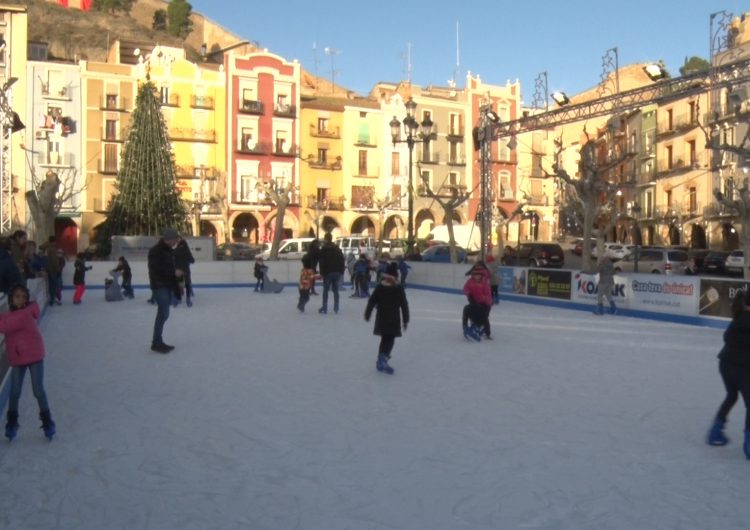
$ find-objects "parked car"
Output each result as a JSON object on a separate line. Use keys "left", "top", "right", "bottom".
{"left": 215, "top": 242, "right": 264, "bottom": 261}
{"left": 694, "top": 250, "right": 730, "bottom": 275}
{"left": 501, "top": 243, "right": 565, "bottom": 268}
{"left": 336, "top": 235, "right": 376, "bottom": 258}
{"left": 421, "top": 244, "right": 467, "bottom": 263}
{"left": 725, "top": 250, "right": 745, "bottom": 276}
{"left": 612, "top": 248, "right": 690, "bottom": 274}
{"left": 260, "top": 238, "right": 315, "bottom": 260}
{"left": 591, "top": 242, "right": 634, "bottom": 260}
{"left": 572, "top": 238, "right": 597, "bottom": 256}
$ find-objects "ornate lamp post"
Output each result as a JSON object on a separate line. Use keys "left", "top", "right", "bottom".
{"left": 390, "top": 98, "right": 433, "bottom": 255}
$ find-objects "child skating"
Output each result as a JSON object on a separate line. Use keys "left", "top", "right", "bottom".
{"left": 707, "top": 291, "right": 750, "bottom": 459}
{"left": 3, "top": 285, "right": 56, "bottom": 440}
{"left": 364, "top": 262, "right": 409, "bottom": 374}
{"left": 253, "top": 257, "right": 267, "bottom": 292}
{"left": 462, "top": 266, "right": 492, "bottom": 341}
{"left": 297, "top": 256, "right": 318, "bottom": 312}
{"left": 72, "top": 252, "right": 92, "bottom": 305}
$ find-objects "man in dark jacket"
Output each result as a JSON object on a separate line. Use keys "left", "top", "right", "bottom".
{"left": 0, "top": 238, "right": 23, "bottom": 295}
{"left": 317, "top": 232, "right": 345, "bottom": 314}
{"left": 173, "top": 238, "right": 195, "bottom": 306}
{"left": 305, "top": 239, "right": 320, "bottom": 295}
{"left": 147, "top": 229, "right": 182, "bottom": 353}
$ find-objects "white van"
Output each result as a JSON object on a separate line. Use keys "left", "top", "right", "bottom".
{"left": 260, "top": 238, "right": 315, "bottom": 260}
{"left": 336, "top": 235, "right": 376, "bottom": 258}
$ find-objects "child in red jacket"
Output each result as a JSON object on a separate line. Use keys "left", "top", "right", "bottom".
{"left": 462, "top": 266, "right": 493, "bottom": 341}
{"left": 3, "top": 285, "right": 55, "bottom": 440}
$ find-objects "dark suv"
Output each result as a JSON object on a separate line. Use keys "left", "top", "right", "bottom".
{"left": 501, "top": 243, "right": 565, "bottom": 268}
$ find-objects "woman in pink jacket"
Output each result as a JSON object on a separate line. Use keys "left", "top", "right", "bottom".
{"left": 462, "top": 265, "right": 493, "bottom": 341}
{"left": 3, "top": 285, "right": 55, "bottom": 440}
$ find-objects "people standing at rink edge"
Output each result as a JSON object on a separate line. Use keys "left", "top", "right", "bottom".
{"left": 365, "top": 261, "right": 409, "bottom": 375}
{"left": 707, "top": 290, "right": 750, "bottom": 460}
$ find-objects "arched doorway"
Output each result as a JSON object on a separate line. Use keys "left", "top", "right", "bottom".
{"left": 668, "top": 224, "right": 680, "bottom": 245}
{"left": 232, "top": 213, "right": 260, "bottom": 243}
{"left": 199, "top": 220, "right": 217, "bottom": 240}
{"left": 631, "top": 225, "right": 643, "bottom": 246}
{"left": 350, "top": 215, "right": 375, "bottom": 236}
{"left": 383, "top": 215, "right": 403, "bottom": 240}
{"left": 415, "top": 209, "right": 435, "bottom": 239}
{"left": 722, "top": 222, "right": 739, "bottom": 250}
{"left": 690, "top": 223, "right": 707, "bottom": 249}
{"left": 54, "top": 217, "right": 78, "bottom": 255}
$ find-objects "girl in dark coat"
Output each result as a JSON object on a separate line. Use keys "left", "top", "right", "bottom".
{"left": 707, "top": 291, "right": 750, "bottom": 460}
{"left": 364, "top": 262, "right": 409, "bottom": 374}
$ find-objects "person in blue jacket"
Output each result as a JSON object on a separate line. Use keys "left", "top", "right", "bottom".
{"left": 707, "top": 290, "right": 750, "bottom": 460}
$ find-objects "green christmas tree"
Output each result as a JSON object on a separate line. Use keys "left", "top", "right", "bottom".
{"left": 97, "top": 81, "right": 188, "bottom": 254}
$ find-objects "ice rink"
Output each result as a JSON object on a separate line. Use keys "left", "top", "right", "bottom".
{"left": 1, "top": 284, "right": 748, "bottom": 529}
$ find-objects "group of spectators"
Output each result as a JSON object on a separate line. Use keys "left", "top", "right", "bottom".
{"left": 0, "top": 231, "right": 66, "bottom": 302}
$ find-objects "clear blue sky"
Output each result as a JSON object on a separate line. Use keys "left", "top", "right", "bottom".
{"left": 189, "top": 0, "right": 750, "bottom": 102}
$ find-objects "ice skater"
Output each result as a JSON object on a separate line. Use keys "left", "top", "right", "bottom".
{"left": 253, "top": 257, "right": 266, "bottom": 292}
{"left": 3, "top": 284, "right": 55, "bottom": 440}
{"left": 593, "top": 254, "right": 617, "bottom": 315}
{"left": 112, "top": 256, "right": 134, "bottom": 298}
{"left": 173, "top": 238, "right": 195, "bottom": 307}
{"left": 72, "top": 252, "right": 93, "bottom": 305}
{"left": 462, "top": 266, "right": 492, "bottom": 341}
{"left": 364, "top": 262, "right": 409, "bottom": 374}
{"left": 297, "top": 255, "right": 318, "bottom": 312}
{"left": 707, "top": 290, "right": 750, "bottom": 460}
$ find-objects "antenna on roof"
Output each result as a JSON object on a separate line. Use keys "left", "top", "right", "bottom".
{"left": 403, "top": 42, "right": 413, "bottom": 83}
{"left": 312, "top": 42, "right": 321, "bottom": 93}
{"left": 324, "top": 46, "right": 340, "bottom": 94}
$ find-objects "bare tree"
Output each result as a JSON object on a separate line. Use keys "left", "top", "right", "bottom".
{"left": 23, "top": 147, "right": 85, "bottom": 243}
{"left": 373, "top": 190, "right": 403, "bottom": 256}
{"left": 699, "top": 101, "right": 750, "bottom": 278}
{"left": 494, "top": 200, "right": 528, "bottom": 262}
{"left": 419, "top": 173, "right": 473, "bottom": 264}
{"left": 545, "top": 130, "right": 627, "bottom": 271}
{"left": 260, "top": 180, "right": 296, "bottom": 260}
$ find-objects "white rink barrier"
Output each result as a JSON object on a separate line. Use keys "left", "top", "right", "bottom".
{"left": 65, "top": 260, "right": 739, "bottom": 327}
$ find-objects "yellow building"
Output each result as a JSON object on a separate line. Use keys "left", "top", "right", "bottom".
{"left": 299, "top": 94, "right": 346, "bottom": 237}
{"left": 142, "top": 45, "right": 227, "bottom": 240}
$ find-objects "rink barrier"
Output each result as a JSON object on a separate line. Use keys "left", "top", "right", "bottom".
{"left": 64, "top": 260, "right": 735, "bottom": 330}
{"left": 0, "top": 278, "right": 48, "bottom": 413}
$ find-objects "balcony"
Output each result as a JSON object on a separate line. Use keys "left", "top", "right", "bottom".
{"left": 100, "top": 97, "right": 129, "bottom": 112}
{"left": 354, "top": 136, "right": 377, "bottom": 148}
{"left": 101, "top": 128, "right": 127, "bottom": 143}
{"left": 420, "top": 153, "right": 440, "bottom": 165}
{"left": 274, "top": 103, "right": 297, "bottom": 117}
{"left": 355, "top": 166, "right": 380, "bottom": 178}
{"left": 237, "top": 141, "right": 270, "bottom": 155}
{"left": 307, "top": 156, "right": 342, "bottom": 170}
{"left": 656, "top": 158, "right": 696, "bottom": 177}
{"left": 703, "top": 202, "right": 736, "bottom": 219}
{"left": 656, "top": 113, "right": 699, "bottom": 137}
{"left": 160, "top": 94, "right": 180, "bottom": 107}
{"left": 169, "top": 128, "right": 216, "bottom": 143}
{"left": 239, "top": 99, "right": 264, "bottom": 114}
{"left": 306, "top": 195, "right": 346, "bottom": 211}
{"left": 309, "top": 124, "right": 340, "bottom": 138}
{"left": 98, "top": 159, "right": 119, "bottom": 175}
{"left": 37, "top": 152, "right": 75, "bottom": 168}
{"left": 175, "top": 165, "right": 220, "bottom": 179}
{"left": 446, "top": 128, "right": 464, "bottom": 141}
{"left": 41, "top": 83, "right": 71, "bottom": 101}
{"left": 526, "top": 193, "right": 548, "bottom": 206}
{"left": 498, "top": 189, "right": 515, "bottom": 201}
{"left": 273, "top": 143, "right": 299, "bottom": 157}
{"left": 191, "top": 95, "right": 214, "bottom": 109}
{"left": 447, "top": 156, "right": 466, "bottom": 166}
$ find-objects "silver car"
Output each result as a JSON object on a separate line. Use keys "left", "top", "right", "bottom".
{"left": 613, "top": 248, "right": 689, "bottom": 274}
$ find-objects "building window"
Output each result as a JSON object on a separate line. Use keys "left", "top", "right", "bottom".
{"left": 689, "top": 187, "right": 697, "bottom": 213}
{"left": 358, "top": 150, "right": 367, "bottom": 175}
{"left": 241, "top": 127, "right": 255, "bottom": 151}
{"left": 275, "top": 131, "right": 287, "bottom": 154}
{"left": 688, "top": 139, "right": 697, "bottom": 165}
{"left": 316, "top": 187, "right": 329, "bottom": 204}
{"left": 317, "top": 117, "right": 328, "bottom": 133}
{"left": 391, "top": 152, "right": 400, "bottom": 176}
{"left": 317, "top": 148, "right": 328, "bottom": 165}
{"left": 351, "top": 185, "right": 374, "bottom": 208}
{"left": 240, "top": 175, "right": 255, "bottom": 202}
{"left": 449, "top": 113, "right": 461, "bottom": 135}
{"left": 666, "top": 145, "right": 673, "bottom": 169}
{"left": 160, "top": 86, "right": 169, "bottom": 105}
{"left": 449, "top": 172, "right": 458, "bottom": 186}
{"left": 105, "top": 120, "right": 117, "bottom": 141}
{"left": 103, "top": 144, "right": 118, "bottom": 172}
{"left": 666, "top": 108, "right": 673, "bottom": 130}
{"left": 666, "top": 189, "right": 672, "bottom": 207}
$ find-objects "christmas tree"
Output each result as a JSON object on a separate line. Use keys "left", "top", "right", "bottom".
{"left": 97, "top": 80, "right": 188, "bottom": 254}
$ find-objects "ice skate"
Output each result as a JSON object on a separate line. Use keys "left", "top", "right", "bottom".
{"left": 376, "top": 354, "right": 394, "bottom": 374}
{"left": 39, "top": 410, "right": 55, "bottom": 440}
{"left": 5, "top": 411, "right": 18, "bottom": 440}
{"left": 463, "top": 324, "right": 481, "bottom": 342}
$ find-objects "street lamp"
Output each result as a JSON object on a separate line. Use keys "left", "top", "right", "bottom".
{"left": 390, "top": 97, "right": 433, "bottom": 255}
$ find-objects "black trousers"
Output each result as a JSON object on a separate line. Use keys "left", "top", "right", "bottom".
{"left": 716, "top": 359, "right": 750, "bottom": 430}
{"left": 462, "top": 303, "right": 491, "bottom": 337}
{"left": 298, "top": 288, "right": 310, "bottom": 309}
{"left": 379, "top": 335, "right": 396, "bottom": 357}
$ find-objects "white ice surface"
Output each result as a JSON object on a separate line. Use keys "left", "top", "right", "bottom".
{"left": 0, "top": 286, "right": 748, "bottom": 530}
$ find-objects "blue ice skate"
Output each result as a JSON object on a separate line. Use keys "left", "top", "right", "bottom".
{"left": 40, "top": 410, "right": 55, "bottom": 440}
{"left": 376, "top": 354, "right": 395, "bottom": 374}
{"left": 463, "top": 324, "right": 481, "bottom": 342}
{"left": 5, "top": 411, "right": 18, "bottom": 440}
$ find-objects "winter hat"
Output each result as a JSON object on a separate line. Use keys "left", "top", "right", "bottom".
{"left": 385, "top": 262, "right": 399, "bottom": 278}
{"left": 162, "top": 228, "right": 180, "bottom": 241}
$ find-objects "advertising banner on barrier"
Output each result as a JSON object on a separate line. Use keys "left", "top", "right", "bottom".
{"left": 697, "top": 278, "right": 750, "bottom": 318}
{"left": 625, "top": 275, "right": 699, "bottom": 316}
{"left": 498, "top": 267, "right": 527, "bottom": 295}
{"left": 572, "top": 271, "right": 628, "bottom": 306}
{"left": 527, "top": 269, "right": 572, "bottom": 300}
